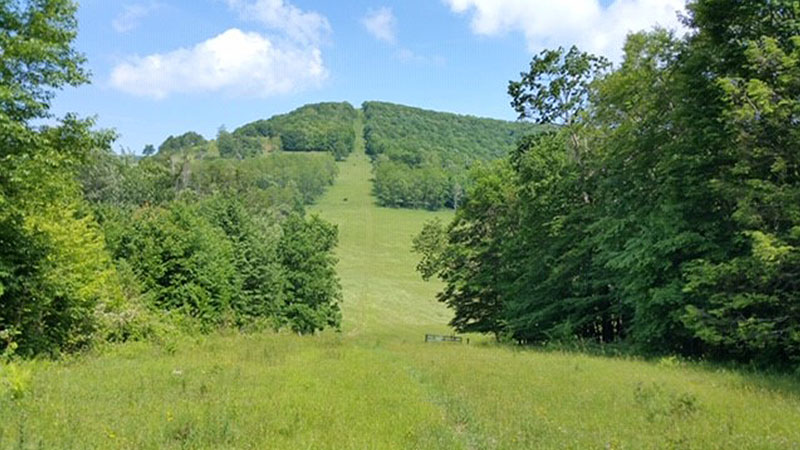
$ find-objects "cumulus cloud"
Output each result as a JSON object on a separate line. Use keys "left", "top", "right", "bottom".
{"left": 112, "top": 2, "right": 162, "bottom": 33}
{"left": 444, "top": 0, "right": 686, "bottom": 59}
{"left": 362, "top": 7, "right": 397, "bottom": 43}
{"left": 395, "top": 48, "right": 445, "bottom": 66}
{"left": 111, "top": 0, "right": 330, "bottom": 99}
{"left": 226, "top": 0, "right": 331, "bottom": 45}
{"left": 396, "top": 48, "right": 420, "bottom": 62}
{"left": 110, "top": 28, "right": 327, "bottom": 99}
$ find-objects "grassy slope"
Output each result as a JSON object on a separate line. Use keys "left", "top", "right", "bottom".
{"left": 309, "top": 113, "right": 455, "bottom": 337}
{"left": 2, "top": 114, "right": 800, "bottom": 449}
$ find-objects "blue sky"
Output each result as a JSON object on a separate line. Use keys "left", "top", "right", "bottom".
{"left": 51, "top": 0, "right": 686, "bottom": 153}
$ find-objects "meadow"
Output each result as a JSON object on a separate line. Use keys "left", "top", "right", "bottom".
{"left": 2, "top": 124, "right": 800, "bottom": 449}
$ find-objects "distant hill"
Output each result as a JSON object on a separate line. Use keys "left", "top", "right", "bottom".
{"left": 363, "top": 101, "right": 542, "bottom": 210}
{"left": 234, "top": 102, "right": 357, "bottom": 160}
{"left": 155, "top": 102, "right": 357, "bottom": 161}
{"left": 155, "top": 101, "right": 541, "bottom": 210}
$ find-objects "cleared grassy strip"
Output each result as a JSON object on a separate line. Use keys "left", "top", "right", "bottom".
{"left": 309, "top": 114, "right": 455, "bottom": 337}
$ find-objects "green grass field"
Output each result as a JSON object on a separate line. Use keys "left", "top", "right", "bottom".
{"left": 2, "top": 119, "right": 800, "bottom": 449}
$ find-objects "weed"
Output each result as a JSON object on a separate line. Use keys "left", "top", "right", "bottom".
{"left": 0, "top": 362, "right": 31, "bottom": 400}
{"left": 634, "top": 382, "right": 700, "bottom": 422}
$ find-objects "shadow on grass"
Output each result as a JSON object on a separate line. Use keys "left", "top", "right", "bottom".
{"left": 468, "top": 337, "right": 800, "bottom": 400}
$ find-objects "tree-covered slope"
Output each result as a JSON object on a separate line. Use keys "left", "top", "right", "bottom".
{"left": 235, "top": 102, "right": 358, "bottom": 160}
{"left": 362, "top": 101, "right": 542, "bottom": 209}
{"left": 149, "top": 103, "right": 357, "bottom": 161}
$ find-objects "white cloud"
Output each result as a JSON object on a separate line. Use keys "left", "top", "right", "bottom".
{"left": 112, "top": 2, "right": 162, "bottom": 33}
{"left": 110, "top": 28, "right": 327, "bottom": 99}
{"left": 444, "top": 0, "right": 686, "bottom": 59}
{"left": 396, "top": 48, "right": 419, "bottom": 62}
{"left": 395, "top": 48, "right": 445, "bottom": 66}
{"left": 111, "top": 0, "right": 331, "bottom": 99}
{"left": 362, "top": 7, "right": 397, "bottom": 43}
{"left": 226, "top": 0, "right": 331, "bottom": 45}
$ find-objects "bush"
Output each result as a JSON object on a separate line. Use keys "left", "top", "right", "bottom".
{"left": 108, "top": 203, "right": 239, "bottom": 326}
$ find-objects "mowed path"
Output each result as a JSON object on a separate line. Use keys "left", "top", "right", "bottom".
{"left": 309, "top": 115, "right": 454, "bottom": 338}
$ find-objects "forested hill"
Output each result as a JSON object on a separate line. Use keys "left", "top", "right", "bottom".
{"left": 156, "top": 101, "right": 541, "bottom": 211}
{"left": 234, "top": 102, "right": 358, "bottom": 160}
{"left": 154, "top": 102, "right": 358, "bottom": 160}
{"left": 363, "top": 102, "right": 536, "bottom": 162}
{"left": 363, "top": 102, "right": 542, "bottom": 210}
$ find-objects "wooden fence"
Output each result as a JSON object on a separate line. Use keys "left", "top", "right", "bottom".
{"left": 424, "top": 334, "right": 469, "bottom": 344}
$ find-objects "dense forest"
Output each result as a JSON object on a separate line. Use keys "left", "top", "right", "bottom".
{"left": 0, "top": 0, "right": 342, "bottom": 357}
{"left": 234, "top": 102, "right": 358, "bottom": 160}
{"left": 415, "top": 0, "right": 800, "bottom": 369}
{"left": 363, "top": 102, "right": 541, "bottom": 210}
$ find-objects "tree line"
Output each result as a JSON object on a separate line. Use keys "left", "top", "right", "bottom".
{"left": 363, "top": 101, "right": 541, "bottom": 210}
{"left": 0, "top": 0, "right": 342, "bottom": 357}
{"left": 415, "top": 0, "right": 800, "bottom": 369}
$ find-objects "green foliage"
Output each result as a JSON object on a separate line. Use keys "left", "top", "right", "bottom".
{"left": 80, "top": 148, "right": 336, "bottom": 216}
{"left": 79, "top": 148, "right": 176, "bottom": 207}
{"left": 234, "top": 102, "right": 357, "bottom": 160}
{"left": 633, "top": 382, "right": 700, "bottom": 423}
{"left": 507, "top": 131, "right": 621, "bottom": 345}
{"left": 81, "top": 150, "right": 343, "bottom": 333}
{"left": 372, "top": 157, "right": 453, "bottom": 210}
{"left": 217, "top": 127, "right": 264, "bottom": 159}
{"left": 279, "top": 214, "right": 342, "bottom": 333}
{"left": 198, "top": 196, "right": 287, "bottom": 321}
{"left": 363, "top": 101, "right": 540, "bottom": 210}
{"left": 0, "top": 196, "right": 123, "bottom": 355}
{"left": 678, "top": 18, "right": 800, "bottom": 364}
{"left": 0, "top": 0, "right": 88, "bottom": 122}
{"left": 0, "top": 361, "right": 31, "bottom": 400}
{"left": 107, "top": 202, "right": 239, "bottom": 326}
{"left": 78, "top": 143, "right": 342, "bottom": 335}
{"left": 158, "top": 131, "right": 207, "bottom": 155}
{"left": 188, "top": 152, "right": 338, "bottom": 207}
{"left": 0, "top": 0, "right": 126, "bottom": 356}
{"left": 412, "top": 218, "right": 447, "bottom": 281}
{"left": 508, "top": 46, "right": 610, "bottom": 124}
{"left": 419, "top": 0, "right": 800, "bottom": 368}
{"left": 415, "top": 161, "right": 518, "bottom": 335}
